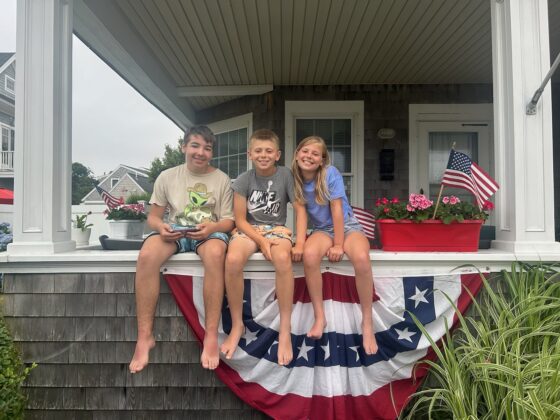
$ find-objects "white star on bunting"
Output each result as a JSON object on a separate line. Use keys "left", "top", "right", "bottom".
{"left": 321, "top": 343, "right": 331, "bottom": 361}
{"left": 243, "top": 328, "right": 259, "bottom": 345}
{"left": 409, "top": 286, "right": 429, "bottom": 308}
{"left": 349, "top": 346, "right": 360, "bottom": 362}
{"left": 395, "top": 327, "right": 417, "bottom": 342}
{"left": 298, "top": 341, "right": 314, "bottom": 362}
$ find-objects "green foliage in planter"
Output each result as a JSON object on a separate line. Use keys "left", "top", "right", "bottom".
{"left": 0, "top": 310, "right": 35, "bottom": 419}
{"left": 402, "top": 262, "right": 560, "bottom": 420}
{"left": 125, "top": 192, "right": 151, "bottom": 205}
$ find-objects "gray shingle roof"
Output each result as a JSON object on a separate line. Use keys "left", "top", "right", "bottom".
{"left": 0, "top": 53, "right": 15, "bottom": 68}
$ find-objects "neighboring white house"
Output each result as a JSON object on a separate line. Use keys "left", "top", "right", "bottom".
{"left": 81, "top": 164, "right": 152, "bottom": 204}
{"left": 0, "top": 52, "right": 15, "bottom": 191}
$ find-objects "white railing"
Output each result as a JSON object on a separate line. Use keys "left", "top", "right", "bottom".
{"left": 0, "top": 151, "right": 14, "bottom": 171}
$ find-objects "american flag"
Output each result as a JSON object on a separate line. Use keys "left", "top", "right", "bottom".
{"left": 351, "top": 206, "right": 376, "bottom": 240}
{"left": 441, "top": 150, "right": 499, "bottom": 208}
{"left": 164, "top": 266, "right": 484, "bottom": 419}
{"left": 95, "top": 185, "right": 123, "bottom": 209}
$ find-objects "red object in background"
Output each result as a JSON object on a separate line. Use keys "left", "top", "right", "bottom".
{"left": 0, "top": 188, "right": 14, "bottom": 205}
{"left": 377, "top": 219, "right": 483, "bottom": 252}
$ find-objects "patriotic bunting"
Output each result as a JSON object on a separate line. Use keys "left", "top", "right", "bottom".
{"left": 164, "top": 266, "right": 484, "bottom": 419}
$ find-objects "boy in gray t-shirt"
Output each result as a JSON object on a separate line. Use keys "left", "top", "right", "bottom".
{"left": 220, "top": 129, "right": 307, "bottom": 367}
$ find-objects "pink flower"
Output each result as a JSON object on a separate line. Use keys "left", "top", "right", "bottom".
{"left": 375, "top": 199, "right": 381, "bottom": 207}
{"left": 381, "top": 197, "right": 389, "bottom": 205}
{"left": 442, "top": 196, "right": 450, "bottom": 204}
{"left": 449, "top": 196, "right": 460, "bottom": 205}
{"left": 383, "top": 207, "right": 390, "bottom": 214}
{"left": 391, "top": 197, "right": 400, "bottom": 204}
{"left": 406, "top": 204, "right": 414, "bottom": 212}
{"left": 483, "top": 201, "right": 495, "bottom": 211}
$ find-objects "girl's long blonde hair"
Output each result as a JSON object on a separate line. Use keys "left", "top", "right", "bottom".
{"left": 291, "top": 136, "right": 331, "bottom": 205}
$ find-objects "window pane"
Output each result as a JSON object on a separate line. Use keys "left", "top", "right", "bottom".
{"left": 239, "top": 156, "right": 247, "bottom": 173}
{"left": 296, "top": 120, "right": 314, "bottom": 143}
{"left": 239, "top": 128, "right": 248, "bottom": 154}
{"left": 333, "top": 120, "right": 351, "bottom": 145}
{"left": 230, "top": 158, "right": 239, "bottom": 179}
{"left": 343, "top": 176, "right": 352, "bottom": 203}
{"left": 332, "top": 147, "right": 351, "bottom": 172}
{"left": 229, "top": 130, "right": 239, "bottom": 155}
{"left": 315, "top": 120, "right": 333, "bottom": 145}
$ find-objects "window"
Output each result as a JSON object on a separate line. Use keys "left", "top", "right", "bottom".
{"left": 285, "top": 101, "right": 364, "bottom": 206}
{"left": 213, "top": 127, "right": 248, "bottom": 179}
{"left": 5, "top": 76, "right": 15, "bottom": 94}
{"left": 209, "top": 113, "right": 252, "bottom": 180}
{"left": 111, "top": 178, "right": 119, "bottom": 188}
{"left": 1, "top": 124, "right": 14, "bottom": 152}
{"left": 295, "top": 118, "right": 353, "bottom": 201}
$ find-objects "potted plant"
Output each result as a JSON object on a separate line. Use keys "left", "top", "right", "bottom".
{"left": 71, "top": 212, "right": 93, "bottom": 246}
{"left": 105, "top": 203, "right": 147, "bottom": 240}
{"left": 373, "top": 194, "right": 494, "bottom": 252}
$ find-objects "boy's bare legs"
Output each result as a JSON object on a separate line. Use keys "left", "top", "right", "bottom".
{"left": 220, "top": 238, "right": 257, "bottom": 359}
{"left": 270, "top": 239, "right": 295, "bottom": 365}
{"left": 197, "top": 239, "right": 229, "bottom": 369}
{"left": 302, "top": 233, "right": 332, "bottom": 339}
{"left": 129, "top": 236, "right": 177, "bottom": 373}
{"left": 344, "top": 232, "right": 378, "bottom": 355}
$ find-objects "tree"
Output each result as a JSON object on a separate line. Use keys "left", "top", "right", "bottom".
{"left": 148, "top": 139, "right": 185, "bottom": 183}
{"left": 72, "top": 162, "right": 97, "bottom": 205}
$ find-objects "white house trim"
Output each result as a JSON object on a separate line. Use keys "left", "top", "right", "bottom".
{"left": 490, "top": 0, "right": 560, "bottom": 253}
{"left": 4, "top": 75, "right": 15, "bottom": 94}
{"left": 178, "top": 85, "right": 273, "bottom": 97}
{"left": 284, "top": 101, "right": 365, "bottom": 207}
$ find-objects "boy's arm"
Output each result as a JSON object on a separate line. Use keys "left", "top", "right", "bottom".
{"left": 148, "top": 204, "right": 183, "bottom": 242}
{"left": 291, "top": 201, "right": 307, "bottom": 262}
{"left": 328, "top": 198, "right": 345, "bottom": 262}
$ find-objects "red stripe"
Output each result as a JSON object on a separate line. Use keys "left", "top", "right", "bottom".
{"left": 293, "top": 273, "right": 380, "bottom": 304}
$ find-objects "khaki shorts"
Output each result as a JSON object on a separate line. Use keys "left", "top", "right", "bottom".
{"left": 231, "top": 224, "right": 292, "bottom": 246}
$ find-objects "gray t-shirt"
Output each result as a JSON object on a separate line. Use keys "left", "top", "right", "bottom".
{"left": 232, "top": 166, "right": 295, "bottom": 226}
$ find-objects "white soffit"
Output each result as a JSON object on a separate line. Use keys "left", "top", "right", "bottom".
{"left": 77, "top": 0, "right": 560, "bottom": 111}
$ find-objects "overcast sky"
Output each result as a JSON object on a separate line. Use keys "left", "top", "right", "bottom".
{"left": 0, "top": 0, "right": 183, "bottom": 176}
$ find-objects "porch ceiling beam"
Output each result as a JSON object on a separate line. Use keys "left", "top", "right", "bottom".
{"left": 74, "top": 0, "right": 195, "bottom": 129}
{"left": 177, "top": 85, "right": 273, "bottom": 97}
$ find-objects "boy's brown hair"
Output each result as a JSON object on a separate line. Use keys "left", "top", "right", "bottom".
{"left": 249, "top": 129, "right": 280, "bottom": 149}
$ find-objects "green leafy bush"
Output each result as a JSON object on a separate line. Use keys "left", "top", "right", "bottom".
{"left": 0, "top": 311, "right": 35, "bottom": 419}
{"left": 125, "top": 192, "right": 151, "bottom": 205}
{"left": 403, "top": 262, "right": 560, "bottom": 419}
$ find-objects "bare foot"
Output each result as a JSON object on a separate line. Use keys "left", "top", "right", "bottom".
{"left": 277, "top": 330, "right": 293, "bottom": 366}
{"left": 219, "top": 323, "right": 244, "bottom": 360}
{"left": 307, "top": 317, "right": 327, "bottom": 340}
{"left": 129, "top": 335, "right": 155, "bottom": 373}
{"left": 201, "top": 332, "right": 220, "bottom": 369}
{"left": 362, "top": 321, "right": 378, "bottom": 355}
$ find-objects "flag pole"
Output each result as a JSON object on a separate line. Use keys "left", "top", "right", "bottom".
{"left": 432, "top": 142, "right": 456, "bottom": 219}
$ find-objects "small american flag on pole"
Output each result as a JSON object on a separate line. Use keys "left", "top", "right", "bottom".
{"left": 95, "top": 185, "right": 123, "bottom": 209}
{"left": 441, "top": 150, "right": 499, "bottom": 208}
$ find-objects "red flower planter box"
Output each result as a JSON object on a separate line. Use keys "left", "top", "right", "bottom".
{"left": 377, "top": 219, "right": 483, "bottom": 252}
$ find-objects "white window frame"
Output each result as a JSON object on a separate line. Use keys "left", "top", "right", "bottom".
{"left": 4, "top": 75, "right": 15, "bottom": 94}
{"left": 1, "top": 123, "right": 15, "bottom": 151}
{"left": 110, "top": 178, "right": 119, "bottom": 189}
{"left": 208, "top": 112, "right": 252, "bottom": 174}
{"left": 408, "top": 104, "right": 494, "bottom": 194}
{"left": 285, "top": 101, "right": 365, "bottom": 207}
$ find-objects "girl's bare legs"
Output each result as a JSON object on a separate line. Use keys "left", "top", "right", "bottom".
{"left": 344, "top": 232, "right": 378, "bottom": 355}
{"left": 270, "top": 239, "right": 295, "bottom": 365}
{"left": 220, "top": 237, "right": 257, "bottom": 359}
{"left": 302, "top": 232, "right": 332, "bottom": 339}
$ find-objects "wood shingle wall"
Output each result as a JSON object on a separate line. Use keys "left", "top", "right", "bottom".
{"left": 1, "top": 273, "right": 266, "bottom": 419}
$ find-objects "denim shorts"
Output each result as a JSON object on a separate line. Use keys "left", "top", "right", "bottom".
{"left": 312, "top": 216, "right": 365, "bottom": 239}
{"left": 144, "top": 231, "right": 230, "bottom": 254}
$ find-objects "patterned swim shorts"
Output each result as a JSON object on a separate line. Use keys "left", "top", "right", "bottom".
{"left": 231, "top": 224, "right": 292, "bottom": 243}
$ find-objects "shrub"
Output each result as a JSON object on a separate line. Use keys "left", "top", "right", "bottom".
{"left": 0, "top": 310, "right": 35, "bottom": 419}
{"left": 0, "top": 223, "right": 13, "bottom": 252}
{"left": 402, "top": 262, "right": 560, "bottom": 419}
{"left": 125, "top": 192, "right": 151, "bottom": 205}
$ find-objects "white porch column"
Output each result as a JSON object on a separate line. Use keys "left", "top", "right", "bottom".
{"left": 8, "top": 0, "right": 75, "bottom": 254}
{"left": 491, "top": 0, "right": 560, "bottom": 253}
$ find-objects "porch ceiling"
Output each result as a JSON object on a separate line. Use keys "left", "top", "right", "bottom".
{"left": 76, "top": 0, "right": 560, "bottom": 115}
